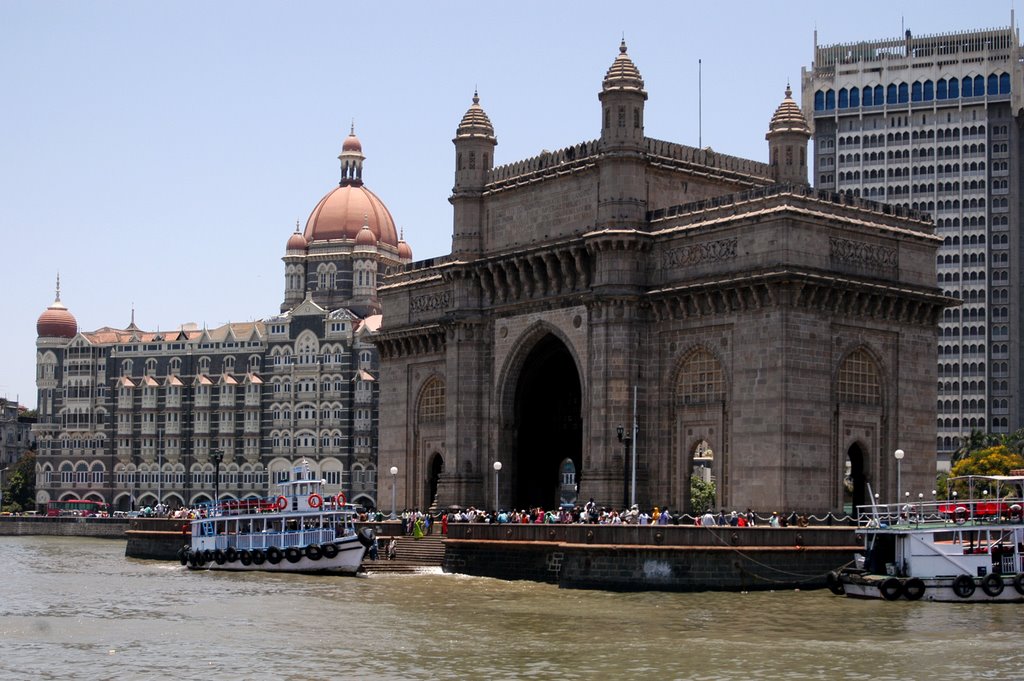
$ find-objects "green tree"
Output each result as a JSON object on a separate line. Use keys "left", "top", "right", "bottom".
{"left": 689, "top": 477, "right": 716, "bottom": 516}
{"left": 950, "top": 445, "right": 1024, "bottom": 479}
{"left": 952, "top": 429, "right": 996, "bottom": 465}
{"left": 2, "top": 449, "right": 36, "bottom": 513}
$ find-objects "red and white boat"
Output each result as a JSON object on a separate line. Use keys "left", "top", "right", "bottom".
{"left": 179, "top": 463, "right": 373, "bottom": 574}
{"left": 830, "top": 475, "right": 1024, "bottom": 602}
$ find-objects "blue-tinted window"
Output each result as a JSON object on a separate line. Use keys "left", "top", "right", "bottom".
{"left": 814, "top": 90, "right": 824, "bottom": 111}
{"left": 988, "top": 74, "right": 999, "bottom": 95}
{"left": 949, "top": 78, "right": 959, "bottom": 98}
{"left": 1000, "top": 73, "right": 1011, "bottom": 94}
{"left": 962, "top": 77, "right": 973, "bottom": 97}
{"left": 874, "top": 85, "right": 883, "bottom": 104}
{"left": 924, "top": 80, "right": 934, "bottom": 100}
{"left": 849, "top": 88, "right": 860, "bottom": 107}
{"left": 838, "top": 88, "right": 849, "bottom": 108}
{"left": 825, "top": 89, "right": 835, "bottom": 110}
{"left": 937, "top": 79, "right": 947, "bottom": 99}
{"left": 898, "top": 83, "right": 909, "bottom": 103}
{"left": 862, "top": 86, "right": 873, "bottom": 106}
{"left": 912, "top": 82, "right": 922, "bottom": 102}
{"left": 975, "top": 75, "right": 984, "bottom": 95}
{"left": 887, "top": 84, "right": 898, "bottom": 104}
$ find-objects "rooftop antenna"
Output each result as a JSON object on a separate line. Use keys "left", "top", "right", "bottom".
{"left": 698, "top": 59, "right": 702, "bottom": 148}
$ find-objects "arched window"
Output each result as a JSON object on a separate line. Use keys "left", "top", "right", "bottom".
{"left": 838, "top": 349, "right": 881, "bottom": 406}
{"left": 677, "top": 348, "right": 724, "bottom": 405}
{"left": 417, "top": 377, "right": 446, "bottom": 423}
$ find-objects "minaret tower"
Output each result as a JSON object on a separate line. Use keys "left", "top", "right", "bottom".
{"left": 597, "top": 40, "right": 648, "bottom": 228}
{"left": 766, "top": 84, "right": 811, "bottom": 186}
{"left": 451, "top": 90, "right": 496, "bottom": 259}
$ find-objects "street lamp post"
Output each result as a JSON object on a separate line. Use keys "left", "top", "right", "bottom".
{"left": 211, "top": 449, "right": 224, "bottom": 507}
{"left": 616, "top": 425, "right": 631, "bottom": 509}
{"left": 157, "top": 430, "right": 163, "bottom": 508}
{"left": 894, "top": 448, "right": 904, "bottom": 505}
{"left": 389, "top": 466, "right": 398, "bottom": 520}
{"left": 493, "top": 461, "right": 502, "bottom": 513}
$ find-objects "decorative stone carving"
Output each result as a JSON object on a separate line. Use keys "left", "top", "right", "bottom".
{"left": 829, "top": 237, "right": 898, "bottom": 272}
{"left": 410, "top": 291, "right": 452, "bottom": 313}
{"left": 663, "top": 238, "right": 737, "bottom": 269}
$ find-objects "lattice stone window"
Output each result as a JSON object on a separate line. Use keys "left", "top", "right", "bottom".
{"left": 839, "top": 349, "right": 881, "bottom": 406}
{"left": 678, "top": 348, "right": 723, "bottom": 404}
{"left": 418, "top": 378, "right": 445, "bottom": 423}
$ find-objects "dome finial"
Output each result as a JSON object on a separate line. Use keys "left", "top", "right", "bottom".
{"left": 55, "top": 272, "right": 61, "bottom": 302}
{"left": 473, "top": 87, "right": 479, "bottom": 105}
{"left": 785, "top": 82, "right": 793, "bottom": 99}
{"left": 620, "top": 37, "right": 627, "bottom": 54}
{"left": 350, "top": 119, "right": 355, "bottom": 135}
{"left": 295, "top": 218, "right": 300, "bottom": 233}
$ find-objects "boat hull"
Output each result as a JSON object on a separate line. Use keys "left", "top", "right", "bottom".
{"left": 183, "top": 536, "right": 366, "bottom": 574}
{"left": 837, "top": 571, "right": 1024, "bottom": 603}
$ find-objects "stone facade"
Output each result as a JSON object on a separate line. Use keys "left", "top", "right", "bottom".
{"left": 376, "top": 43, "right": 949, "bottom": 515}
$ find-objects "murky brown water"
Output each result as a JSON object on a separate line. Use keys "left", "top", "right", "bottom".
{"left": 1, "top": 536, "right": 1022, "bottom": 680}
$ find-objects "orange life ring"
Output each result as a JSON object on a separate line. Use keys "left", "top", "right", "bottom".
{"left": 308, "top": 493, "right": 323, "bottom": 509}
{"left": 276, "top": 495, "right": 289, "bottom": 511}
{"left": 335, "top": 492, "right": 346, "bottom": 507}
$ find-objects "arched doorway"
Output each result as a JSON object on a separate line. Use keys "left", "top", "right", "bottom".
{"left": 845, "top": 443, "right": 868, "bottom": 516}
{"left": 427, "top": 453, "right": 444, "bottom": 509}
{"left": 512, "top": 334, "right": 582, "bottom": 510}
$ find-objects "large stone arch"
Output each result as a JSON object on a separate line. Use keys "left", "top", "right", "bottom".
{"left": 496, "top": 323, "right": 584, "bottom": 512}
{"left": 669, "top": 343, "right": 729, "bottom": 514}
{"left": 834, "top": 344, "right": 888, "bottom": 512}
{"left": 413, "top": 374, "right": 446, "bottom": 510}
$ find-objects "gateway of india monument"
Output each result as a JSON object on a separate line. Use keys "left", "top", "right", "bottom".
{"left": 375, "top": 42, "right": 949, "bottom": 516}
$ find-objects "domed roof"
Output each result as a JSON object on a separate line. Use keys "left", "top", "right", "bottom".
{"left": 456, "top": 90, "right": 495, "bottom": 140}
{"left": 305, "top": 184, "right": 398, "bottom": 247}
{"left": 286, "top": 224, "right": 308, "bottom": 252}
{"left": 342, "top": 126, "right": 362, "bottom": 152}
{"left": 768, "top": 85, "right": 811, "bottom": 136}
{"left": 602, "top": 40, "right": 646, "bottom": 94}
{"left": 37, "top": 276, "right": 77, "bottom": 338}
{"left": 397, "top": 231, "right": 413, "bottom": 260}
{"left": 355, "top": 221, "right": 377, "bottom": 246}
{"left": 303, "top": 133, "right": 399, "bottom": 248}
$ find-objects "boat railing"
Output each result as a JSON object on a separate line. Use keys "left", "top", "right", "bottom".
{"left": 214, "top": 527, "right": 336, "bottom": 551}
{"left": 856, "top": 498, "right": 1024, "bottom": 528}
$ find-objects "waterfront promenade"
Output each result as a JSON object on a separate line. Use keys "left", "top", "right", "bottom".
{"left": 0, "top": 515, "right": 859, "bottom": 591}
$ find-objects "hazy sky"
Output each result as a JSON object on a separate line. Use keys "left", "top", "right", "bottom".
{"left": 1, "top": 0, "right": 1016, "bottom": 406}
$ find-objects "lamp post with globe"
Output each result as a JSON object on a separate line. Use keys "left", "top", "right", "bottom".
{"left": 389, "top": 466, "right": 398, "bottom": 520}
{"left": 493, "top": 461, "right": 502, "bottom": 514}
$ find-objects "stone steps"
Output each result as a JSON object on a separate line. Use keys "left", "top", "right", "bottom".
{"left": 360, "top": 535, "right": 445, "bottom": 574}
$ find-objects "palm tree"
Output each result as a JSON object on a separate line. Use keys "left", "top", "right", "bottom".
{"left": 952, "top": 429, "right": 994, "bottom": 465}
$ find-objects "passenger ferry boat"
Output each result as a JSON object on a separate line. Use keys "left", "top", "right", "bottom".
{"left": 179, "top": 463, "right": 373, "bottom": 574}
{"left": 830, "top": 475, "right": 1024, "bottom": 602}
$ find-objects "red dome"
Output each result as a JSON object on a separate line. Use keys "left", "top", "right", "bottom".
{"left": 355, "top": 223, "right": 377, "bottom": 246}
{"left": 286, "top": 230, "right": 308, "bottom": 251}
{"left": 304, "top": 184, "right": 399, "bottom": 247}
{"left": 37, "top": 300, "right": 77, "bottom": 338}
{"left": 397, "top": 237, "right": 413, "bottom": 260}
{"left": 342, "top": 132, "right": 362, "bottom": 152}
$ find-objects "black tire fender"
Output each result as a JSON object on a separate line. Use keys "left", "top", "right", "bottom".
{"left": 285, "top": 547, "right": 303, "bottom": 563}
{"left": 904, "top": 577, "right": 926, "bottom": 601}
{"left": 826, "top": 571, "right": 845, "bottom": 596}
{"left": 981, "top": 573, "right": 1004, "bottom": 597}
{"left": 305, "top": 544, "right": 323, "bottom": 561}
{"left": 952, "top": 574, "right": 975, "bottom": 598}
{"left": 266, "top": 547, "right": 283, "bottom": 565}
{"left": 879, "top": 577, "right": 903, "bottom": 601}
{"left": 322, "top": 543, "right": 339, "bottom": 559}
